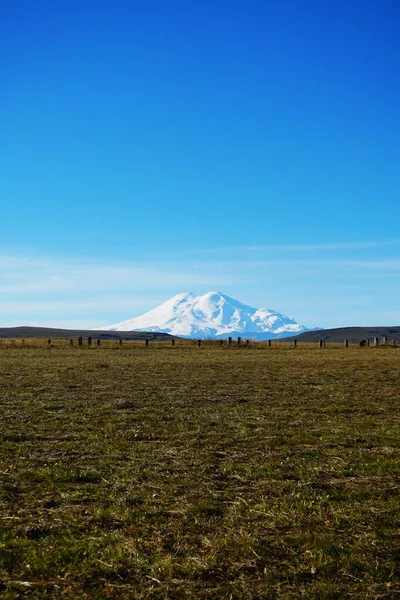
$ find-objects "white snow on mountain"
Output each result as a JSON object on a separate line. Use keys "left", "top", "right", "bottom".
{"left": 97, "top": 291, "right": 316, "bottom": 340}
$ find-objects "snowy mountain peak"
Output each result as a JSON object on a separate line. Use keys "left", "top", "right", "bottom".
{"left": 97, "top": 291, "right": 315, "bottom": 340}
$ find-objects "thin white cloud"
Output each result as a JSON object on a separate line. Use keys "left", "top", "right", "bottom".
{"left": 193, "top": 239, "right": 400, "bottom": 254}
{"left": 0, "top": 249, "right": 399, "bottom": 329}
{"left": 238, "top": 259, "right": 400, "bottom": 268}
{"left": 0, "top": 255, "right": 242, "bottom": 294}
{"left": 0, "top": 298, "right": 160, "bottom": 314}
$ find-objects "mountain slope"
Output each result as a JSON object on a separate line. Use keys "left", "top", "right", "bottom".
{"left": 98, "top": 291, "right": 314, "bottom": 339}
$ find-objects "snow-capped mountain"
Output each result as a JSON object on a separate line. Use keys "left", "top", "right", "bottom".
{"left": 97, "top": 291, "right": 316, "bottom": 340}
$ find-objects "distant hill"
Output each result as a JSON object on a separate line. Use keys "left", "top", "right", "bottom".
{"left": 281, "top": 326, "right": 400, "bottom": 344}
{"left": 2, "top": 325, "right": 399, "bottom": 344}
{"left": 0, "top": 326, "right": 174, "bottom": 341}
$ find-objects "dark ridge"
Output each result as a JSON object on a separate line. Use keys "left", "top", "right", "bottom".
{"left": 280, "top": 326, "right": 400, "bottom": 344}
{"left": 2, "top": 325, "right": 400, "bottom": 344}
{"left": 0, "top": 326, "right": 175, "bottom": 341}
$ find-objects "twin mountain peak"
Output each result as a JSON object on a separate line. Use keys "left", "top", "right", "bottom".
{"left": 98, "top": 291, "right": 318, "bottom": 340}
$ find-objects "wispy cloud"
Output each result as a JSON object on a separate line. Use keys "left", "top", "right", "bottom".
{"left": 0, "top": 252, "right": 250, "bottom": 326}
{"left": 234, "top": 259, "right": 400, "bottom": 270}
{"left": 0, "top": 255, "right": 242, "bottom": 294}
{"left": 193, "top": 239, "right": 400, "bottom": 254}
{"left": 0, "top": 248, "right": 399, "bottom": 329}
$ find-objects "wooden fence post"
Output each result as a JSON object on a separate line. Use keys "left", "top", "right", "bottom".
{"left": 78, "top": 336, "right": 83, "bottom": 346}
{"left": 228, "top": 337, "right": 232, "bottom": 346}
{"left": 70, "top": 339, "right": 73, "bottom": 346}
{"left": 319, "top": 340, "right": 323, "bottom": 348}
{"left": 197, "top": 339, "right": 201, "bottom": 347}
{"left": 374, "top": 337, "right": 379, "bottom": 347}
{"left": 219, "top": 339, "right": 223, "bottom": 346}
{"left": 292, "top": 339, "right": 297, "bottom": 348}
{"left": 119, "top": 339, "right": 123, "bottom": 346}
{"left": 88, "top": 336, "right": 92, "bottom": 346}
{"left": 145, "top": 339, "right": 149, "bottom": 347}
{"left": 267, "top": 339, "right": 271, "bottom": 347}
{"left": 97, "top": 339, "right": 100, "bottom": 346}
{"left": 171, "top": 339, "right": 175, "bottom": 347}
{"left": 344, "top": 339, "right": 348, "bottom": 348}
{"left": 237, "top": 336, "right": 241, "bottom": 345}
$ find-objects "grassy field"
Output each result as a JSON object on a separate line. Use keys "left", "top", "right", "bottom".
{"left": 0, "top": 343, "right": 399, "bottom": 598}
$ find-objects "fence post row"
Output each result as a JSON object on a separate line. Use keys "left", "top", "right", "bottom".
{"left": 31, "top": 335, "right": 399, "bottom": 350}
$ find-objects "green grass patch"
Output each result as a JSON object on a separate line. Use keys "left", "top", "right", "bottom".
{"left": 0, "top": 344, "right": 399, "bottom": 598}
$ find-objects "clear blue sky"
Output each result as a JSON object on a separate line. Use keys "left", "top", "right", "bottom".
{"left": 1, "top": 0, "right": 399, "bottom": 329}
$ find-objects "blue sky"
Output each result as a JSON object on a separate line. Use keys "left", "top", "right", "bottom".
{"left": 1, "top": 0, "right": 399, "bottom": 329}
